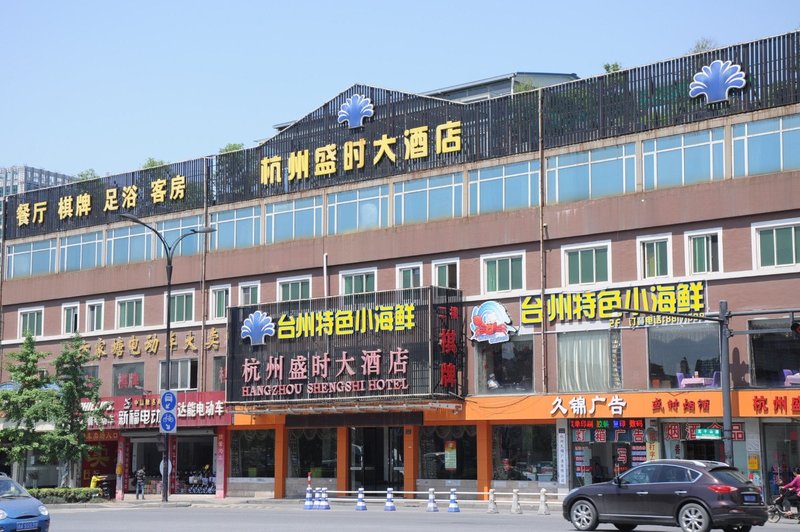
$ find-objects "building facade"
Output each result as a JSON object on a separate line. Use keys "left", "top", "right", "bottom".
{"left": 0, "top": 165, "right": 74, "bottom": 240}
{"left": 2, "top": 31, "right": 800, "bottom": 499}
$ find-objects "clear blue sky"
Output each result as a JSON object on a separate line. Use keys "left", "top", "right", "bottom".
{"left": 1, "top": 0, "right": 797, "bottom": 177}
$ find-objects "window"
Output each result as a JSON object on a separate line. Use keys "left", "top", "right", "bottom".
{"left": 230, "top": 430, "right": 275, "bottom": 477}
{"left": 648, "top": 323, "right": 720, "bottom": 389}
{"left": 169, "top": 291, "right": 194, "bottom": 323}
{"left": 210, "top": 286, "right": 230, "bottom": 321}
{"left": 563, "top": 243, "right": 610, "bottom": 285}
{"left": 106, "top": 226, "right": 152, "bottom": 266}
{"left": 469, "top": 161, "right": 539, "bottom": 215}
{"left": 419, "top": 426, "right": 477, "bottom": 480}
{"left": 266, "top": 196, "right": 323, "bottom": 243}
{"left": 60, "top": 231, "right": 102, "bottom": 272}
{"left": 211, "top": 206, "right": 261, "bottom": 251}
{"left": 753, "top": 219, "right": 800, "bottom": 270}
{"left": 160, "top": 358, "right": 198, "bottom": 391}
{"left": 685, "top": 230, "right": 721, "bottom": 274}
{"left": 547, "top": 144, "right": 635, "bottom": 204}
{"left": 87, "top": 301, "right": 104, "bottom": 332}
{"left": 156, "top": 216, "right": 204, "bottom": 257}
{"left": 397, "top": 263, "right": 422, "bottom": 289}
{"left": 733, "top": 114, "right": 800, "bottom": 177}
{"left": 557, "top": 329, "right": 622, "bottom": 392}
{"left": 113, "top": 362, "right": 144, "bottom": 395}
{"left": 477, "top": 335, "right": 534, "bottom": 394}
{"left": 327, "top": 185, "right": 388, "bottom": 235}
{"left": 62, "top": 304, "right": 79, "bottom": 335}
{"left": 6, "top": 239, "right": 57, "bottom": 279}
{"left": 341, "top": 268, "right": 376, "bottom": 305}
{"left": 482, "top": 253, "right": 523, "bottom": 293}
{"left": 433, "top": 259, "right": 459, "bottom": 289}
{"left": 19, "top": 308, "right": 43, "bottom": 337}
{"left": 492, "top": 425, "right": 555, "bottom": 483}
{"left": 750, "top": 318, "right": 800, "bottom": 387}
{"left": 638, "top": 235, "right": 671, "bottom": 279}
{"left": 643, "top": 129, "right": 723, "bottom": 190}
{"left": 116, "top": 297, "right": 143, "bottom": 329}
{"left": 395, "top": 173, "right": 462, "bottom": 225}
{"left": 278, "top": 276, "right": 311, "bottom": 301}
{"left": 239, "top": 282, "right": 260, "bottom": 306}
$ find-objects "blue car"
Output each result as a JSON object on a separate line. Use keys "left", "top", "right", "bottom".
{"left": 0, "top": 473, "right": 50, "bottom": 531}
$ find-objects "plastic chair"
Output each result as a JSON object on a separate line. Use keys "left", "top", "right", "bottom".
{"left": 712, "top": 371, "right": 721, "bottom": 387}
{"left": 783, "top": 369, "right": 794, "bottom": 379}
{"left": 676, "top": 372, "right": 685, "bottom": 388}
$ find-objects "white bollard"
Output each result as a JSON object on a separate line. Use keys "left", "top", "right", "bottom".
{"left": 511, "top": 488, "right": 523, "bottom": 514}
{"left": 313, "top": 487, "right": 321, "bottom": 509}
{"left": 487, "top": 488, "right": 498, "bottom": 514}
{"left": 538, "top": 488, "right": 550, "bottom": 515}
{"left": 320, "top": 487, "right": 331, "bottom": 510}
{"left": 426, "top": 488, "right": 439, "bottom": 512}
{"left": 355, "top": 487, "right": 367, "bottom": 511}
{"left": 384, "top": 487, "right": 397, "bottom": 511}
{"left": 303, "top": 485, "right": 314, "bottom": 510}
{"left": 447, "top": 488, "right": 460, "bottom": 513}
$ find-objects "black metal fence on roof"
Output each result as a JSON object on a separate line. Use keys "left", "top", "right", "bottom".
{"left": 5, "top": 31, "right": 798, "bottom": 241}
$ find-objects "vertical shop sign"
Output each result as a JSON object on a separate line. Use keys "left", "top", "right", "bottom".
{"left": 215, "top": 431, "right": 226, "bottom": 498}
{"left": 444, "top": 440, "right": 457, "bottom": 471}
{"left": 557, "top": 430, "right": 568, "bottom": 486}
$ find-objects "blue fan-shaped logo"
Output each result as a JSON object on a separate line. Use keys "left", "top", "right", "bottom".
{"left": 469, "top": 301, "right": 516, "bottom": 344}
{"left": 240, "top": 311, "right": 275, "bottom": 345}
{"left": 689, "top": 60, "right": 746, "bottom": 104}
{"left": 337, "top": 94, "right": 374, "bottom": 128}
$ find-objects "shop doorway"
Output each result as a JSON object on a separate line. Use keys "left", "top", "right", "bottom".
{"left": 685, "top": 440, "right": 722, "bottom": 461}
{"left": 349, "top": 427, "right": 404, "bottom": 491}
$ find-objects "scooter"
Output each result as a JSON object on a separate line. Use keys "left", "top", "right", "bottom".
{"left": 768, "top": 490, "right": 800, "bottom": 523}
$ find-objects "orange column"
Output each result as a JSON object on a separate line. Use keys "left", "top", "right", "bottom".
{"left": 403, "top": 425, "right": 419, "bottom": 498}
{"left": 476, "top": 420, "right": 492, "bottom": 499}
{"left": 337, "top": 426, "right": 349, "bottom": 493}
{"left": 274, "top": 423, "right": 288, "bottom": 498}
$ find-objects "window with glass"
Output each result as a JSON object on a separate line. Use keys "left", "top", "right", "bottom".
{"left": 160, "top": 358, "right": 198, "bottom": 390}
{"left": 288, "top": 428, "right": 337, "bottom": 478}
{"left": 156, "top": 215, "right": 204, "bottom": 257}
{"left": 547, "top": 144, "right": 635, "bottom": 204}
{"left": 754, "top": 220, "right": 800, "bottom": 269}
{"left": 419, "top": 425, "right": 477, "bottom": 480}
{"left": 116, "top": 297, "right": 143, "bottom": 329}
{"left": 341, "top": 269, "right": 376, "bottom": 305}
{"left": 733, "top": 114, "right": 800, "bottom": 177}
{"left": 113, "top": 362, "right": 144, "bottom": 395}
{"left": 433, "top": 260, "right": 458, "bottom": 289}
{"left": 643, "top": 129, "right": 723, "bottom": 190}
{"left": 648, "top": 323, "right": 720, "bottom": 389}
{"left": 395, "top": 173, "right": 462, "bottom": 225}
{"left": 639, "top": 237, "right": 670, "bottom": 279}
{"left": 265, "top": 196, "right": 323, "bottom": 244}
{"left": 564, "top": 244, "right": 609, "bottom": 285}
{"left": 169, "top": 291, "right": 194, "bottom": 323}
{"left": 63, "top": 304, "right": 79, "bottom": 334}
{"left": 278, "top": 278, "right": 311, "bottom": 301}
{"left": 19, "top": 309, "right": 43, "bottom": 337}
{"left": 211, "top": 206, "right": 261, "bottom": 251}
{"left": 60, "top": 231, "right": 102, "bottom": 272}
{"left": 557, "top": 329, "right": 622, "bottom": 392}
{"left": 327, "top": 185, "right": 388, "bottom": 235}
{"left": 212, "top": 356, "right": 226, "bottom": 391}
{"left": 239, "top": 283, "right": 259, "bottom": 306}
{"left": 469, "top": 161, "right": 539, "bottom": 215}
{"left": 477, "top": 335, "right": 533, "bottom": 394}
{"left": 750, "top": 318, "right": 799, "bottom": 387}
{"left": 686, "top": 231, "right": 720, "bottom": 274}
{"left": 483, "top": 254, "right": 523, "bottom": 293}
{"left": 230, "top": 430, "right": 275, "bottom": 478}
{"left": 6, "top": 239, "right": 57, "bottom": 279}
{"left": 87, "top": 301, "right": 104, "bottom": 332}
{"left": 397, "top": 264, "right": 421, "bottom": 289}
{"left": 106, "top": 226, "right": 152, "bottom": 266}
{"left": 210, "top": 286, "right": 230, "bottom": 320}
{"left": 492, "top": 425, "right": 555, "bottom": 483}
{"left": 82, "top": 365, "right": 99, "bottom": 390}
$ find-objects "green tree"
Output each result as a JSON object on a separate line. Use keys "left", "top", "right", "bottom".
{"left": 0, "top": 334, "right": 58, "bottom": 483}
{"left": 689, "top": 37, "right": 718, "bottom": 54}
{"left": 219, "top": 143, "right": 244, "bottom": 154}
{"left": 604, "top": 62, "right": 622, "bottom": 73}
{"left": 142, "top": 157, "right": 168, "bottom": 169}
{"left": 49, "top": 334, "right": 106, "bottom": 487}
{"left": 76, "top": 169, "right": 99, "bottom": 181}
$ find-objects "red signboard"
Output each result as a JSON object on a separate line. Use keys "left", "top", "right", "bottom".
{"left": 84, "top": 390, "right": 230, "bottom": 430}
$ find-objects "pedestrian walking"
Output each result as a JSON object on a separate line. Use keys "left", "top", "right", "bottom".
{"left": 135, "top": 466, "right": 146, "bottom": 500}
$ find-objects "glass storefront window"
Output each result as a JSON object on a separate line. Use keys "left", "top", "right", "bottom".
{"left": 288, "top": 428, "right": 337, "bottom": 478}
{"left": 230, "top": 430, "right": 275, "bottom": 478}
{"left": 750, "top": 318, "right": 798, "bottom": 387}
{"left": 492, "top": 425, "right": 555, "bottom": 483}
{"left": 557, "top": 329, "right": 622, "bottom": 392}
{"left": 648, "top": 323, "right": 720, "bottom": 389}
{"left": 419, "top": 425, "right": 477, "bottom": 480}
{"left": 762, "top": 423, "right": 800, "bottom": 499}
{"left": 476, "top": 335, "right": 533, "bottom": 394}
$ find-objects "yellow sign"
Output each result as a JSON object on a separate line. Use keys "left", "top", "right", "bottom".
{"left": 276, "top": 305, "right": 416, "bottom": 339}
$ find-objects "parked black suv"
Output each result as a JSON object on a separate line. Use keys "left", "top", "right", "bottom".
{"left": 563, "top": 459, "right": 767, "bottom": 532}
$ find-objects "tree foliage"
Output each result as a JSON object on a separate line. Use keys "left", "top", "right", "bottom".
{"left": 75, "top": 169, "right": 99, "bottom": 181}
{"left": 689, "top": 37, "right": 718, "bottom": 54}
{"left": 142, "top": 157, "right": 168, "bottom": 169}
{"left": 604, "top": 62, "right": 622, "bottom": 73}
{"left": 219, "top": 143, "right": 244, "bottom": 154}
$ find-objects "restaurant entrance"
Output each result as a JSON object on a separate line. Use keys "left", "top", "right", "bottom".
{"left": 349, "top": 427, "right": 404, "bottom": 492}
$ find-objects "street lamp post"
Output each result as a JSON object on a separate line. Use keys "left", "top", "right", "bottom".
{"left": 119, "top": 213, "right": 214, "bottom": 502}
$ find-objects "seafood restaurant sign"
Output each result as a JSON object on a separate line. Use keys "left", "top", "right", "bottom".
{"left": 226, "top": 287, "right": 465, "bottom": 404}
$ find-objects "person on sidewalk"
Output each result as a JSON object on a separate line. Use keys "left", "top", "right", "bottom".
{"left": 135, "top": 466, "right": 146, "bottom": 500}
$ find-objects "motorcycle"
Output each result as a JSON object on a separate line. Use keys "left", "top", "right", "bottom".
{"left": 768, "top": 489, "right": 800, "bottom": 523}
